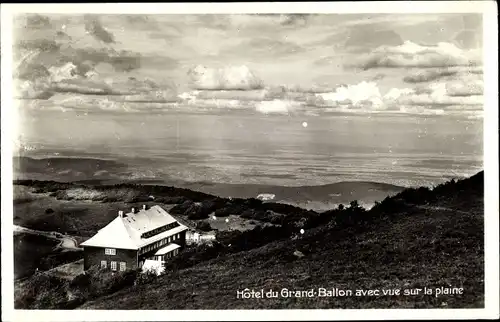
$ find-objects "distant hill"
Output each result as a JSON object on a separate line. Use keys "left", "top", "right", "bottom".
{"left": 14, "top": 155, "right": 404, "bottom": 210}
{"left": 14, "top": 171, "right": 484, "bottom": 309}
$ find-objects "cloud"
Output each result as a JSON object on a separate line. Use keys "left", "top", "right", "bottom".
{"left": 274, "top": 84, "right": 336, "bottom": 94}
{"left": 84, "top": 15, "right": 115, "bottom": 44}
{"left": 391, "top": 82, "right": 483, "bottom": 107}
{"left": 403, "top": 66, "right": 483, "bottom": 83}
{"left": 445, "top": 79, "right": 483, "bottom": 97}
{"left": 314, "top": 80, "right": 483, "bottom": 113}
{"left": 14, "top": 63, "right": 51, "bottom": 81}
{"left": 120, "top": 89, "right": 180, "bottom": 103}
{"left": 453, "top": 30, "right": 482, "bottom": 49}
{"left": 317, "top": 81, "right": 384, "bottom": 109}
{"left": 188, "top": 90, "right": 268, "bottom": 101}
{"left": 15, "top": 14, "right": 53, "bottom": 29}
{"left": 344, "top": 27, "right": 404, "bottom": 52}
{"left": 47, "top": 90, "right": 180, "bottom": 112}
{"left": 49, "top": 79, "right": 124, "bottom": 96}
{"left": 66, "top": 47, "right": 143, "bottom": 73}
{"left": 255, "top": 100, "right": 302, "bottom": 115}
{"left": 15, "top": 39, "right": 61, "bottom": 53}
{"left": 187, "top": 65, "right": 264, "bottom": 90}
{"left": 233, "top": 38, "right": 305, "bottom": 57}
{"left": 228, "top": 14, "right": 311, "bottom": 29}
{"left": 279, "top": 14, "right": 310, "bottom": 27}
{"left": 178, "top": 86, "right": 329, "bottom": 108}
{"left": 350, "top": 41, "right": 481, "bottom": 70}
{"left": 14, "top": 59, "right": 176, "bottom": 99}
{"left": 404, "top": 68, "right": 457, "bottom": 83}
{"left": 14, "top": 79, "right": 54, "bottom": 100}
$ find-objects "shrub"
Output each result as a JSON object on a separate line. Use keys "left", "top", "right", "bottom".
{"left": 81, "top": 266, "right": 138, "bottom": 298}
{"left": 244, "top": 198, "right": 263, "bottom": 208}
{"left": 196, "top": 221, "right": 212, "bottom": 232}
{"left": 260, "top": 202, "right": 303, "bottom": 215}
{"left": 170, "top": 200, "right": 194, "bottom": 215}
{"left": 186, "top": 204, "right": 207, "bottom": 220}
{"left": 155, "top": 196, "right": 188, "bottom": 204}
{"left": 15, "top": 272, "right": 69, "bottom": 309}
{"left": 135, "top": 270, "right": 158, "bottom": 286}
{"left": 45, "top": 208, "right": 54, "bottom": 214}
{"left": 70, "top": 273, "right": 91, "bottom": 289}
{"left": 214, "top": 204, "right": 245, "bottom": 217}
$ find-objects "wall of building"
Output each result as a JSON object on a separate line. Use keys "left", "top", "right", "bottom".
{"left": 178, "top": 230, "right": 187, "bottom": 249}
{"left": 83, "top": 246, "right": 138, "bottom": 271}
{"left": 137, "top": 229, "right": 188, "bottom": 266}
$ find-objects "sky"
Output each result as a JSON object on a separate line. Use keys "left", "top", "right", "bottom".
{"left": 13, "top": 13, "right": 484, "bottom": 116}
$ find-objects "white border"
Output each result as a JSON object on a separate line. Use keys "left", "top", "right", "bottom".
{"left": 1, "top": 2, "right": 499, "bottom": 321}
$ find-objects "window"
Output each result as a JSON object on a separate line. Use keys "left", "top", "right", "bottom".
{"left": 100, "top": 260, "right": 107, "bottom": 269}
{"left": 119, "top": 262, "right": 126, "bottom": 271}
{"left": 111, "top": 261, "right": 117, "bottom": 271}
{"left": 105, "top": 248, "right": 116, "bottom": 255}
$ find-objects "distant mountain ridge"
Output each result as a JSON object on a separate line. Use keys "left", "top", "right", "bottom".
{"left": 13, "top": 155, "right": 404, "bottom": 210}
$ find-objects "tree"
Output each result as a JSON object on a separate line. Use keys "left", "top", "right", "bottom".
{"left": 349, "top": 200, "right": 360, "bottom": 209}
{"left": 338, "top": 204, "right": 344, "bottom": 211}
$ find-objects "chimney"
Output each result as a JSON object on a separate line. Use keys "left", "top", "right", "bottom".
{"left": 118, "top": 210, "right": 124, "bottom": 218}
{"left": 131, "top": 207, "right": 136, "bottom": 214}
{"left": 142, "top": 204, "right": 147, "bottom": 210}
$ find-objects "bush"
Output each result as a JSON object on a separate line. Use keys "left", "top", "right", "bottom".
{"left": 196, "top": 221, "right": 212, "bottom": 232}
{"left": 128, "top": 195, "right": 151, "bottom": 203}
{"left": 214, "top": 204, "right": 245, "bottom": 217}
{"left": 70, "top": 273, "right": 91, "bottom": 289}
{"left": 186, "top": 204, "right": 207, "bottom": 220}
{"left": 15, "top": 272, "right": 69, "bottom": 309}
{"left": 155, "top": 196, "right": 188, "bottom": 204}
{"left": 135, "top": 270, "right": 158, "bottom": 286}
{"left": 78, "top": 266, "right": 138, "bottom": 298}
{"left": 170, "top": 200, "right": 194, "bottom": 215}
{"left": 260, "top": 202, "right": 303, "bottom": 215}
{"left": 45, "top": 208, "right": 54, "bottom": 214}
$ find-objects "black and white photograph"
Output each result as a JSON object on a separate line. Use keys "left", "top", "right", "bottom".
{"left": 1, "top": 2, "right": 498, "bottom": 320}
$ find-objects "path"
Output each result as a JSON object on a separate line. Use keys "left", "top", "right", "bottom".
{"left": 14, "top": 225, "right": 82, "bottom": 251}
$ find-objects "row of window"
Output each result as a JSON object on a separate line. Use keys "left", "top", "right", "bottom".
{"left": 101, "top": 260, "right": 126, "bottom": 271}
{"left": 105, "top": 248, "right": 116, "bottom": 255}
{"left": 139, "top": 233, "right": 181, "bottom": 255}
{"left": 152, "top": 248, "right": 179, "bottom": 262}
{"left": 141, "top": 222, "right": 180, "bottom": 239}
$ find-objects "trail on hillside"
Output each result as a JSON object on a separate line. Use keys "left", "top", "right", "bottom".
{"left": 14, "top": 225, "right": 81, "bottom": 251}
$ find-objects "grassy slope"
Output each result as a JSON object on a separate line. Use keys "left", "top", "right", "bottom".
{"left": 80, "top": 172, "right": 484, "bottom": 309}
{"left": 14, "top": 234, "right": 59, "bottom": 279}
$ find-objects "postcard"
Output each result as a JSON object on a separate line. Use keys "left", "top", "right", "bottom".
{"left": 1, "top": 2, "right": 498, "bottom": 321}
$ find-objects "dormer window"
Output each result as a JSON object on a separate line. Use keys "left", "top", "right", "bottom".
{"left": 141, "top": 222, "right": 180, "bottom": 239}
